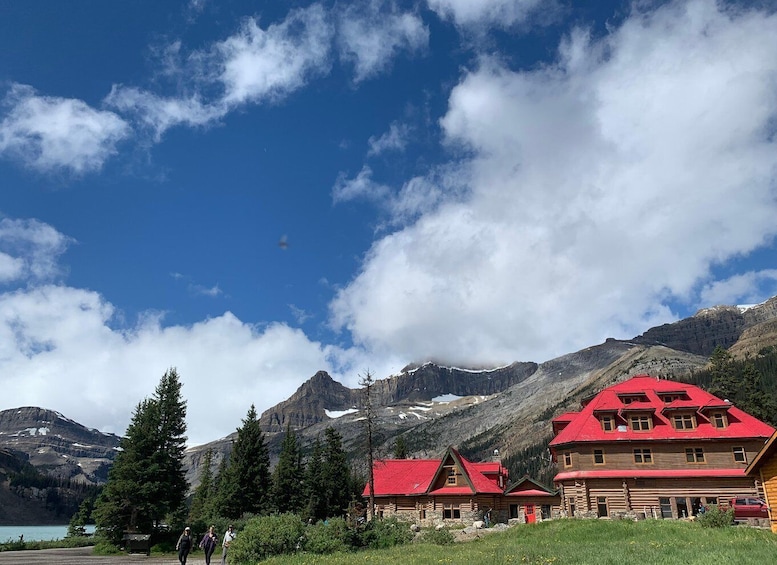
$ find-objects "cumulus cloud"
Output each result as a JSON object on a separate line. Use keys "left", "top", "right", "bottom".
{"left": 427, "top": 0, "right": 545, "bottom": 27}
{"left": 0, "top": 84, "right": 129, "bottom": 174}
{"left": 0, "top": 218, "right": 72, "bottom": 283}
{"left": 700, "top": 270, "right": 777, "bottom": 307}
{"left": 338, "top": 1, "right": 429, "bottom": 83}
{"left": 330, "top": 0, "right": 777, "bottom": 366}
{"left": 215, "top": 4, "right": 334, "bottom": 105}
{"left": 0, "top": 280, "right": 348, "bottom": 446}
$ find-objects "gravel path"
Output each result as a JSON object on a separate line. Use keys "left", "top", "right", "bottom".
{"left": 0, "top": 547, "right": 200, "bottom": 564}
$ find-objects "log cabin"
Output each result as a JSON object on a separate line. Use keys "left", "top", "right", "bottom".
{"left": 550, "top": 374, "right": 774, "bottom": 519}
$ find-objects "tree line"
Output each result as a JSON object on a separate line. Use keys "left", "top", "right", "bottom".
{"left": 86, "top": 368, "right": 362, "bottom": 547}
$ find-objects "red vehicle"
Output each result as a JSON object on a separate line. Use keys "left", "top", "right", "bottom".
{"left": 728, "top": 497, "right": 769, "bottom": 521}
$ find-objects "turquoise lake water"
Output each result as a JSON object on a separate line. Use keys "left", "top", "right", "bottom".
{"left": 0, "top": 524, "right": 95, "bottom": 542}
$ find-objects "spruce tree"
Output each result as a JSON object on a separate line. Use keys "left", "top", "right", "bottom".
{"left": 216, "top": 404, "right": 270, "bottom": 518}
{"left": 321, "top": 427, "right": 351, "bottom": 518}
{"left": 269, "top": 425, "right": 305, "bottom": 514}
{"left": 94, "top": 368, "right": 189, "bottom": 544}
{"left": 304, "top": 437, "right": 326, "bottom": 521}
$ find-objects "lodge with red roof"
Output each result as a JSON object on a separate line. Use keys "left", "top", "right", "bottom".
{"left": 363, "top": 446, "right": 560, "bottom": 525}
{"left": 550, "top": 374, "right": 774, "bottom": 519}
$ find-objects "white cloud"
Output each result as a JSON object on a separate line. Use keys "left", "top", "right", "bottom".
{"left": 0, "top": 218, "right": 71, "bottom": 283}
{"left": 104, "top": 87, "right": 222, "bottom": 142}
{"left": 333, "top": 165, "right": 392, "bottom": 203}
{"left": 215, "top": 4, "right": 334, "bottom": 106}
{"left": 0, "top": 280, "right": 348, "bottom": 446}
{"left": 338, "top": 1, "right": 429, "bottom": 83}
{"left": 330, "top": 0, "right": 777, "bottom": 366}
{"left": 427, "top": 0, "right": 545, "bottom": 27}
{"left": 700, "top": 270, "right": 777, "bottom": 307}
{"left": 0, "top": 84, "right": 129, "bottom": 174}
{"left": 367, "top": 121, "right": 411, "bottom": 157}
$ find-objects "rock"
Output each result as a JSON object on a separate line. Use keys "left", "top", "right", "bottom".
{"left": 410, "top": 524, "right": 420, "bottom": 532}
{"left": 473, "top": 520, "right": 485, "bottom": 529}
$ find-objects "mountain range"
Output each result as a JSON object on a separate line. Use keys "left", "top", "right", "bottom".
{"left": 2, "top": 295, "right": 777, "bottom": 522}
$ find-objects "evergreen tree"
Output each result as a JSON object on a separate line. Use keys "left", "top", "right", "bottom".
{"left": 742, "top": 362, "right": 777, "bottom": 423}
{"left": 321, "top": 427, "right": 351, "bottom": 519}
{"left": 188, "top": 448, "right": 215, "bottom": 528}
{"left": 150, "top": 368, "right": 188, "bottom": 523}
{"left": 709, "top": 345, "right": 735, "bottom": 400}
{"left": 304, "top": 437, "right": 326, "bottom": 521}
{"left": 216, "top": 404, "right": 270, "bottom": 518}
{"left": 393, "top": 436, "right": 408, "bottom": 459}
{"left": 269, "top": 425, "right": 305, "bottom": 514}
{"left": 94, "top": 399, "right": 163, "bottom": 542}
{"left": 94, "top": 368, "right": 189, "bottom": 544}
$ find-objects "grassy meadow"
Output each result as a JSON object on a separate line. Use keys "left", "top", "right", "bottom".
{"left": 261, "top": 519, "right": 777, "bottom": 565}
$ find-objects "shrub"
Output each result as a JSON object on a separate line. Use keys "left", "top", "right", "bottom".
{"left": 697, "top": 505, "right": 734, "bottom": 528}
{"left": 419, "top": 527, "right": 455, "bottom": 545}
{"left": 229, "top": 513, "right": 305, "bottom": 564}
{"left": 303, "top": 517, "right": 355, "bottom": 554}
{"left": 359, "top": 516, "right": 414, "bottom": 550}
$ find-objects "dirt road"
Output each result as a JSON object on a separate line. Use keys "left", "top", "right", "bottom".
{"left": 0, "top": 547, "right": 189, "bottom": 564}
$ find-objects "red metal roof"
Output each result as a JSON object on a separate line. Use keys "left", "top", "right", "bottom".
{"left": 362, "top": 447, "right": 507, "bottom": 497}
{"left": 549, "top": 375, "right": 774, "bottom": 447}
{"left": 505, "top": 488, "right": 555, "bottom": 497}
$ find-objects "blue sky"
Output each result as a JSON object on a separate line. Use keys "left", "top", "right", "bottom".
{"left": 2, "top": 0, "right": 777, "bottom": 446}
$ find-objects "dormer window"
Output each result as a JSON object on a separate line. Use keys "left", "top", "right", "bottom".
{"left": 619, "top": 393, "right": 649, "bottom": 405}
{"left": 629, "top": 414, "right": 652, "bottom": 431}
{"left": 661, "top": 392, "right": 689, "bottom": 403}
{"left": 673, "top": 414, "right": 696, "bottom": 430}
{"left": 600, "top": 415, "right": 615, "bottom": 432}
{"left": 711, "top": 412, "right": 728, "bottom": 429}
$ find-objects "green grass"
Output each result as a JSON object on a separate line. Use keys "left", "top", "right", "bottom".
{"left": 258, "top": 519, "right": 777, "bottom": 565}
{"left": 0, "top": 535, "right": 94, "bottom": 552}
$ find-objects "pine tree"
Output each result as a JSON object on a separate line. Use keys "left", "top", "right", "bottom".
{"left": 269, "top": 425, "right": 305, "bottom": 514}
{"left": 216, "top": 404, "right": 270, "bottom": 518}
{"left": 393, "top": 436, "right": 408, "bottom": 459}
{"left": 709, "top": 346, "right": 735, "bottom": 401}
{"left": 321, "top": 427, "right": 351, "bottom": 519}
{"left": 304, "top": 437, "right": 326, "bottom": 521}
{"left": 94, "top": 368, "right": 189, "bottom": 544}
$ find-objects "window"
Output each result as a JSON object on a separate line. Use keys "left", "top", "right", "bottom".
{"left": 711, "top": 412, "right": 728, "bottom": 428}
{"left": 634, "top": 448, "right": 653, "bottom": 464}
{"left": 601, "top": 416, "right": 614, "bottom": 431}
{"left": 685, "top": 447, "right": 705, "bottom": 463}
{"left": 597, "top": 497, "right": 608, "bottom": 518}
{"left": 733, "top": 447, "right": 747, "bottom": 463}
{"left": 563, "top": 452, "right": 572, "bottom": 467}
{"left": 593, "top": 449, "right": 605, "bottom": 465}
{"left": 673, "top": 414, "right": 696, "bottom": 430}
{"left": 446, "top": 467, "right": 457, "bottom": 485}
{"left": 443, "top": 504, "right": 461, "bottom": 519}
{"left": 630, "top": 415, "right": 652, "bottom": 431}
{"left": 419, "top": 509, "right": 426, "bottom": 520}
{"left": 661, "top": 393, "right": 687, "bottom": 403}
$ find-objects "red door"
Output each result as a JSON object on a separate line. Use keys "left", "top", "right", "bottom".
{"left": 525, "top": 504, "right": 536, "bottom": 524}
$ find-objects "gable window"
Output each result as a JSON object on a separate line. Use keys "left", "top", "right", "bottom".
{"left": 685, "top": 447, "right": 705, "bottom": 463}
{"left": 733, "top": 447, "right": 747, "bottom": 463}
{"left": 633, "top": 448, "right": 653, "bottom": 464}
{"left": 563, "top": 452, "right": 572, "bottom": 467}
{"left": 443, "top": 504, "right": 461, "bottom": 519}
{"left": 673, "top": 414, "right": 696, "bottom": 430}
{"left": 630, "top": 415, "right": 652, "bottom": 431}
{"left": 593, "top": 449, "right": 605, "bottom": 465}
{"left": 600, "top": 416, "right": 614, "bottom": 432}
{"left": 446, "top": 467, "right": 457, "bottom": 485}
{"left": 711, "top": 412, "right": 728, "bottom": 429}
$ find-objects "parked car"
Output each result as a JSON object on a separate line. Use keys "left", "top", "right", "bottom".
{"left": 728, "top": 497, "right": 769, "bottom": 521}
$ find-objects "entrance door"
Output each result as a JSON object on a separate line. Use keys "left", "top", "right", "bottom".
{"left": 525, "top": 504, "right": 536, "bottom": 524}
{"left": 597, "top": 497, "right": 608, "bottom": 518}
